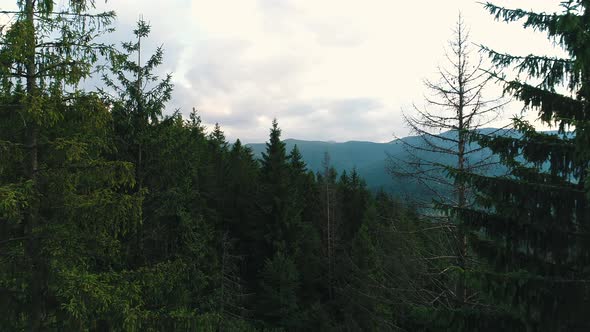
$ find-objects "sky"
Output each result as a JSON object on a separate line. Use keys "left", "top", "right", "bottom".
{"left": 1, "top": 0, "right": 568, "bottom": 143}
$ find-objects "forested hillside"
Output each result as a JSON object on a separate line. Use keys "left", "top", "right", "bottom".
{"left": 1, "top": 0, "right": 589, "bottom": 331}
{"left": 247, "top": 129, "right": 511, "bottom": 197}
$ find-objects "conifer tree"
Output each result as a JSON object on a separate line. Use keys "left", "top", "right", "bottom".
{"left": 101, "top": 20, "right": 219, "bottom": 328}
{"left": 257, "top": 252, "right": 301, "bottom": 330}
{"left": 207, "top": 123, "right": 230, "bottom": 224}
{"left": 446, "top": 1, "right": 590, "bottom": 330}
{"left": 225, "top": 139, "right": 261, "bottom": 262}
{"left": 210, "top": 123, "right": 229, "bottom": 150}
{"left": 261, "top": 119, "right": 288, "bottom": 183}
{"left": 339, "top": 169, "right": 369, "bottom": 246}
{"left": 348, "top": 199, "right": 419, "bottom": 330}
{"left": 288, "top": 144, "right": 306, "bottom": 175}
{"left": 318, "top": 152, "right": 339, "bottom": 300}
{"left": 260, "top": 119, "right": 292, "bottom": 252}
{"left": 0, "top": 1, "right": 143, "bottom": 329}
{"left": 100, "top": 18, "right": 173, "bottom": 189}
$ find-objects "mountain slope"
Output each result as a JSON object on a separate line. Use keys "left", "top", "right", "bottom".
{"left": 246, "top": 129, "right": 521, "bottom": 196}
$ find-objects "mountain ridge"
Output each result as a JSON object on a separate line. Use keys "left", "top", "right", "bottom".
{"left": 245, "top": 128, "right": 524, "bottom": 195}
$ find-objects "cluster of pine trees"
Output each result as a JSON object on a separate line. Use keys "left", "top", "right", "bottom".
{"left": 2, "top": 0, "right": 590, "bottom": 331}
{"left": 0, "top": 1, "right": 437, "bottom": 330}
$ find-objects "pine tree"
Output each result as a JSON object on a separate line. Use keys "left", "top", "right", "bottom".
{"left": 226, "top": 139, "right": 260, "bottom": 237}
{"left": 260, "top": 119, "right": 292, "bottom": 252}
{"left": 288, "top": 144, "right": 307, "bottom": 175}
{"left": 0, "top": 1, "right": 144, "bottom": 329}
{"left": 210, "top": 123, "right": 229, "bottom": 151}
{"left": 318, "top": 152, "right": 339, "bottom": 301}
{"left": 100, "top": 18, "right": 173, "bottom": 190}
{"left": 323, "top": 190, "right": 435, "bottom": 331}
{"left": 261, "top": 119, "right": 288, "bottom": 184}
{"left": 446, "top": 1, "right": 590, "bottom": 330}
{"left": 257, "top": 252, "right": 301, "bottom": 330}
{"left": 207, "top": 123, "right": 230, "bottom": 226}
{"left": 134, "top": 113, "right": 223, "bottom": 329}
{"left": 338, "top": 168, "right": 369, "bottom": 246}
{"left": 217, "top": 232, "right": 249, "bottom": 330}
{"left": 101, "top": 20, "right": 219, "bottom": 328}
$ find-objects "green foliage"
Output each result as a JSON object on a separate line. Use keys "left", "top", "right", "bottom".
{"left": 257, "top": 252, "right": 301, "bottom": 329}
{"left": 445, "top": 1, "right": 590, "bottom": 330}
{"left": 0, "top": 1, "right": 460, "bottom": 331}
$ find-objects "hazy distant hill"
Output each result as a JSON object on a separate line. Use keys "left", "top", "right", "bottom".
{"left": 248, "top": 138, "right": 401, "bottom": 191}
{"left": 247, "top": 129, "right": 514, "bottom": 197}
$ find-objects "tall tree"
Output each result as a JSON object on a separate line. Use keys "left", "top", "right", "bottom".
{"left": 390, "top": 14, "right": 505, "bottom": 307}
{"left": 446, "top": 1, "right": 590, "bottom": 330}
{"left": 392, "top": 14, "right": 505, "bottom": 206}
{"left": 100, "top": 18, "right": 173, "bottom": 190}
{"left": 257, "top": 251, "right": 301, "bottom": 330}
{"left": 255, "top": 120, "right": 308, "bottom": 329}
{"left": 102, "top": 20, "right": 224, "bottom": 326}
{"left": 0, "top": 1, "right": 145, "bottom": 329}
{"left": 99, "top": 17, "right": 176, "bottom": 276}
{"left": 259, "top": 119, "right": 292, "bottom": 252}
{"left": 318, "top": 152, "right": 339, "bottom": 301}
{"left": 346, "top": 193, "right": 433, "bottom": 331}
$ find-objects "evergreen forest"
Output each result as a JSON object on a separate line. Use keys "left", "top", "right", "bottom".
{"left": 1, "top": 0, "right": 589, "bottom": 331}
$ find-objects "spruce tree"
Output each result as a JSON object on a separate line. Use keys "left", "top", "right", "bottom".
{"left": 0, "top": 1, "right": 143, "bottom": 329}
{"left": 260, "top": 119, "right": 292, "bottom": 252}
{"left": 446, "top": 1, "right": 590, "bottom": 330}
{"left": 100, "top": 18, "right": 173, "bottom": 190}
{"left": 348, "top": 200, "right": 415, "bottom": 330}
{"left": 257, "top": 252, "right": 301, "bottom": 330}
{"left": 288, "top": 144, "right": 306, "bottom": 175}
{"left": 318, "top": 152, "right": 340, "bottom": 301}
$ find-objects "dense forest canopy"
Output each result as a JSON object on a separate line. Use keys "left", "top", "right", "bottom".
{"left": 0, "top": 1, "right": 589, "bottom": 331}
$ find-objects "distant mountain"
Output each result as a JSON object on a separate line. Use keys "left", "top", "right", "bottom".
{"left": 248, "top": 138, "right": 401, "bottom": 191}
{"left": 247, "top": 129, "right": 515, "bottom": 196}
{"left": 247, "top": 128, "right": 578, "bottom": 199}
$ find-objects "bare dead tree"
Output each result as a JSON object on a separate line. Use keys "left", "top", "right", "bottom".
{"left": 389, "top": 14, "right": 508, "bottom": 306}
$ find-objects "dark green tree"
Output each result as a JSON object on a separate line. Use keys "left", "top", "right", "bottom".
{"left": 101, "top": 20, "right": 220, "bottom": 328}
{"left": 288, "top": 144, "right": 306, "bottom": 175}
{"left": 257, "top": 252, "right": 301, "bottom": 330}
{"left": 100, "top": 18, "right": 173, "bottom": 190}
{"left": 347, "top": 197, "right": 426, "bottom": 331}
{"left": 317, "top": 153, "right": 340, "bottom": 301}
{"left": 446, "top": 1, "right": 590, "bottom": 330}
{"left": 338, "top": 169, "right": 370, "bottom": 246}
{"left": 210, "top": 123, "right": 229, "bottom": 150}
{"left": 287, "top": 144, "right": 326, "bottom": 326}
{"left": 259, "top": 119, "right": 294, "bottom": 253}
{"left": 0, "top": 1, "right": 144, "bottom": 329}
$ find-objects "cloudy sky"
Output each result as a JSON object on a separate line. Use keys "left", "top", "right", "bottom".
{"left": 3, "top": 0, "right": 567, "bottom": 142}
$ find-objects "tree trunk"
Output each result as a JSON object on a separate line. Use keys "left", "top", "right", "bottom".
{"left": 455, "top": 19, "right": 467, "bottom": 305}
{"left": 24, "top": 0, "right": 43, "bottom": 329}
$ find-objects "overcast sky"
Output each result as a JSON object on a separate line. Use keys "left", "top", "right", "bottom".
{"left": 2, "top": 0, "right": 568, "bottom": 142}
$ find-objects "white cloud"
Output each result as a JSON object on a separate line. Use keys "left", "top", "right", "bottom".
{"left": 0, "top": 0, "right": 569, "bottom": 142}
